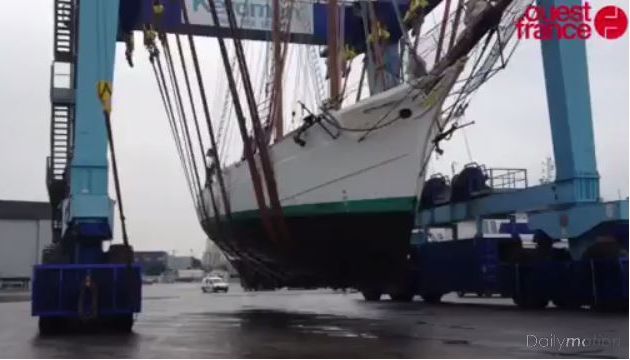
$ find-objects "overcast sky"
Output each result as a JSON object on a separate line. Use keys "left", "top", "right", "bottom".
{"left": 0, "top": 0, "right": 627, "bottom": 257}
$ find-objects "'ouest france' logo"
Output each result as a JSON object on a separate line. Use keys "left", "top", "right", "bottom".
{"left": 517, "top": 2, "right": 628, "bottom": 40}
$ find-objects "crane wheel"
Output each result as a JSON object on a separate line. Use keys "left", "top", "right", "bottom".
{"left": 389, "top": 292, "right": 414, "bottom": 302}
{"left": 420, "top": 293, "right": 443, "bottom": 304}
{"left": 551, "top": 298, "right": 581, "bottom": 310}
{"left": 361, "top": 289, "right": 382, "bottom": 301}
{"left": 582, "top": 237, "right": 627, "bottom": 312}
{"left": 38, "top": 317, "right": 66, "bottom": 336}
{"left": 513, "top": 294, "right": 548, "bottom": 310}
{"left": 108, "top": 315, "right": 134, "bottom": 333}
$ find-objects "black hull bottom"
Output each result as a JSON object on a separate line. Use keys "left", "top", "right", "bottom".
{"left": 202, "top": 211, "right": 415, "bottom": 291}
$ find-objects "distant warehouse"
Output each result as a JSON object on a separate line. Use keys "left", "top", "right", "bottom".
{"left": 134, "top": 251, "right": 168, "bottom": 276}
{"left": 0, "top": 200, "right": 52, "bottom": 288}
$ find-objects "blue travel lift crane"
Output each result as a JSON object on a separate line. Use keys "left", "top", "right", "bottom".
{"left": 32, "top": 0, "right": 626, "bottom": 334}
{"left": 411, "top": 0, "right": 628, "bottom": 309}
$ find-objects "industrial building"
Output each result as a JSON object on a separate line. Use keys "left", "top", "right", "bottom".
{"left": 167, "top": 255, "right": 202, "bottom": 271}
{"left": 0, "top": 200, "right": 51, "bottom": 288}
{"left": 134, "top": 251, "right": 168, "bottom": 276}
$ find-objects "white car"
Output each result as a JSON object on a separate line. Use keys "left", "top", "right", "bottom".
{"left": 201, "top": 276, "right": 229, "bottom": 293}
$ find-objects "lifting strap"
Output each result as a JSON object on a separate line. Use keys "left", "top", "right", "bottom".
{"left": 196, "top": 0, "right": 285, "bottom": 245}
{"left": 221, "top": 0, "right": 291, "bottom": 244}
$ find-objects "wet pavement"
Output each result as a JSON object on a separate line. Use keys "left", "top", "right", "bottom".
{"left": 0, "top": 283, "right": 627, "bottom": 358}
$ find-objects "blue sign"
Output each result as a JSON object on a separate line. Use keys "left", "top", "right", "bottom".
{"left": 119, "top": 0, "right": 413, "bottom": 47}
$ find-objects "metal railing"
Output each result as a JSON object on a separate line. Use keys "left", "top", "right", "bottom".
{"left": 485, "top": 168, "right": 528, "bottom": 190}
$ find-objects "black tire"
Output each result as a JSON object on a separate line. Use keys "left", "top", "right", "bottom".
{"left": 420, "top": 293, "right": 443, "bottom": 304}
{"left": 552, "top": 298, "right": 581, "bottom": 310}
{"left": 513, "top": 294, "right": 548, "bottom": 309}
{"left": 582, "top": 239, "right": 625, "bottom": 312}
{"left": 591, "top": 299, "right": 628, "bottom": 312}
{"left": 389, "top": 292, "right": 414, "bottom": 302}
{"left": 361, "top": 289, "right": 382, "bottom": 301}
{"left": 109, "top": 315, "right": 134, "bottom": 333}
{"left": 201, "top": 288, "right": 208, "bottom": 293}
{"left": 38, "top": 317, "right": 65, "bottom": 335}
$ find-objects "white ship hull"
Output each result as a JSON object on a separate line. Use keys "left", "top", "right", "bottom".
{"left": 200, "top": 64, "right": 463, "bottom": 290}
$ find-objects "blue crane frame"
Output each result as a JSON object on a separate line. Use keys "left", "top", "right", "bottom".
{"left": 34, "top": 0, "right": 627, "bottom": 321}
{"left": 33, "top": 0, "right": 142, "bottom": 323}
{"left": 416, "top": 0, "right": 628, "bottom": 259}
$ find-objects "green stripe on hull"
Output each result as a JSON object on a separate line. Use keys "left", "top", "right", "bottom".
{"left": 230, "top": 196, "right": 417, "bottom": 220}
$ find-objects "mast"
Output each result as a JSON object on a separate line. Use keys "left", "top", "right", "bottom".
{"left": 327, "top": 0, "right": 341, "bottom": 107}
{"left": 431, "top": 0, "right": 514, "bottom": 79}
{"left": 434, "top": 0, "right": 453, "bottom": 64}
{"left": 271, "top": 0, "right": 283, "bottom": 140}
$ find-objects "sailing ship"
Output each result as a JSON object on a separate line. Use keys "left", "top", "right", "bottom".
{"left": 134, "top": 0, "right": 532, "bottom": 295}
{"left": 202, "top": 62, "right": 463, "bottom": 291}
{"left": 197, "top": 0, "right": 531, "bottom": 294}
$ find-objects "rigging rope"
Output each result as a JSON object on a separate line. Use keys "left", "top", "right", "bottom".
{"left": 150, "top": 57, "right": 198, "bottom": 206}
{"left": 316, "top": 84, "right": 422, "bottom": 134}
{"left": 174, "top": 34, "right": 213, "bottom": 193}
{"left": 156, "top": 45, "right": 286, "bottom": 284}
{"left": 221, "top": 0, "right": 291, "bottom": 244}
{"left": 202, "top": 0, "right": 278, "bottom": 244}
{"left": 161, "top": 35, "right": 206, "bottom": 209}
{"left": 217, "top": 52, "right": 240, "bottom": 145}
{"left": 104, "top": 113, "right": 131, "bottom": 248}
{"left": 97, "top": 79, "right": 131, "bottom": 255}
{"left": 218, "top": 50, "right": 243, "bottom": 163}
{"left": 127, "top": 1, "right": 289, "bottom": 285}
{"left": 180, "top": 1, "right": 233, "bottom": 218}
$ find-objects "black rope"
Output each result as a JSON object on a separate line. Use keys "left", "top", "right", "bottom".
{"left": 173, "top": 34, "right": 215, "bottom": 221}
{"left": 152, "top": 50, "right": 286, "bottom": 285}
{"left": 150, "top": 58, "right": 197, "bottom": 204}
{"left": 103, "top": 111, "right": 131, "bottom": 251}
{"left": 175, "top": 1, "right": 287, "bottom": 284}
{"left": 313, "top": 84, "right": 423, "bottom": 137}
{"left": 180, "top": 1, "right": 232, "bottom": 218}
{"left": 441, "top": 31, "right": 494, "bottom": 129}
{"left": 152, "top": 58, "right": 194, "bottom": 198}
{"left": 221, "top": 0, "right": 291, "bottom": 246}
{"left": 174, "top": 36, "right": 207, "bottom": 172}
{"left": 161, "top": 36, "right": 205, "bottom": 209}
{"left": 101, "top": 101, "right": 141, "bottom": 311}
{"left": 200, "top": 0, "right": 279, "bottom": 246}
{"left": 218, "top": 55, "right": 242, "bottom": 162}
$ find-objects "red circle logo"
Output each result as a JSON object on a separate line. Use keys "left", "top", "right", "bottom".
{"left": 594, "top": 6, "right": 628, "bottom": 39}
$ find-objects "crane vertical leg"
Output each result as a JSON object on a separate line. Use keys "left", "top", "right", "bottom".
{"left": 34, "top": 0, "right": 141, "bottom": 334}
{"left": 63, "top": 0, "right": 121, "bottom": 251}
{"left": 537, "top": 0, "right": 599, "bottom": 197}
{"left": 533, "top": 0, "right": 626, "bottom": 260}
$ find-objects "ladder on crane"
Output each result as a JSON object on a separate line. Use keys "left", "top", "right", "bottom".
{"left": 47, "top": 0, "right": 77, "bottom": 242}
